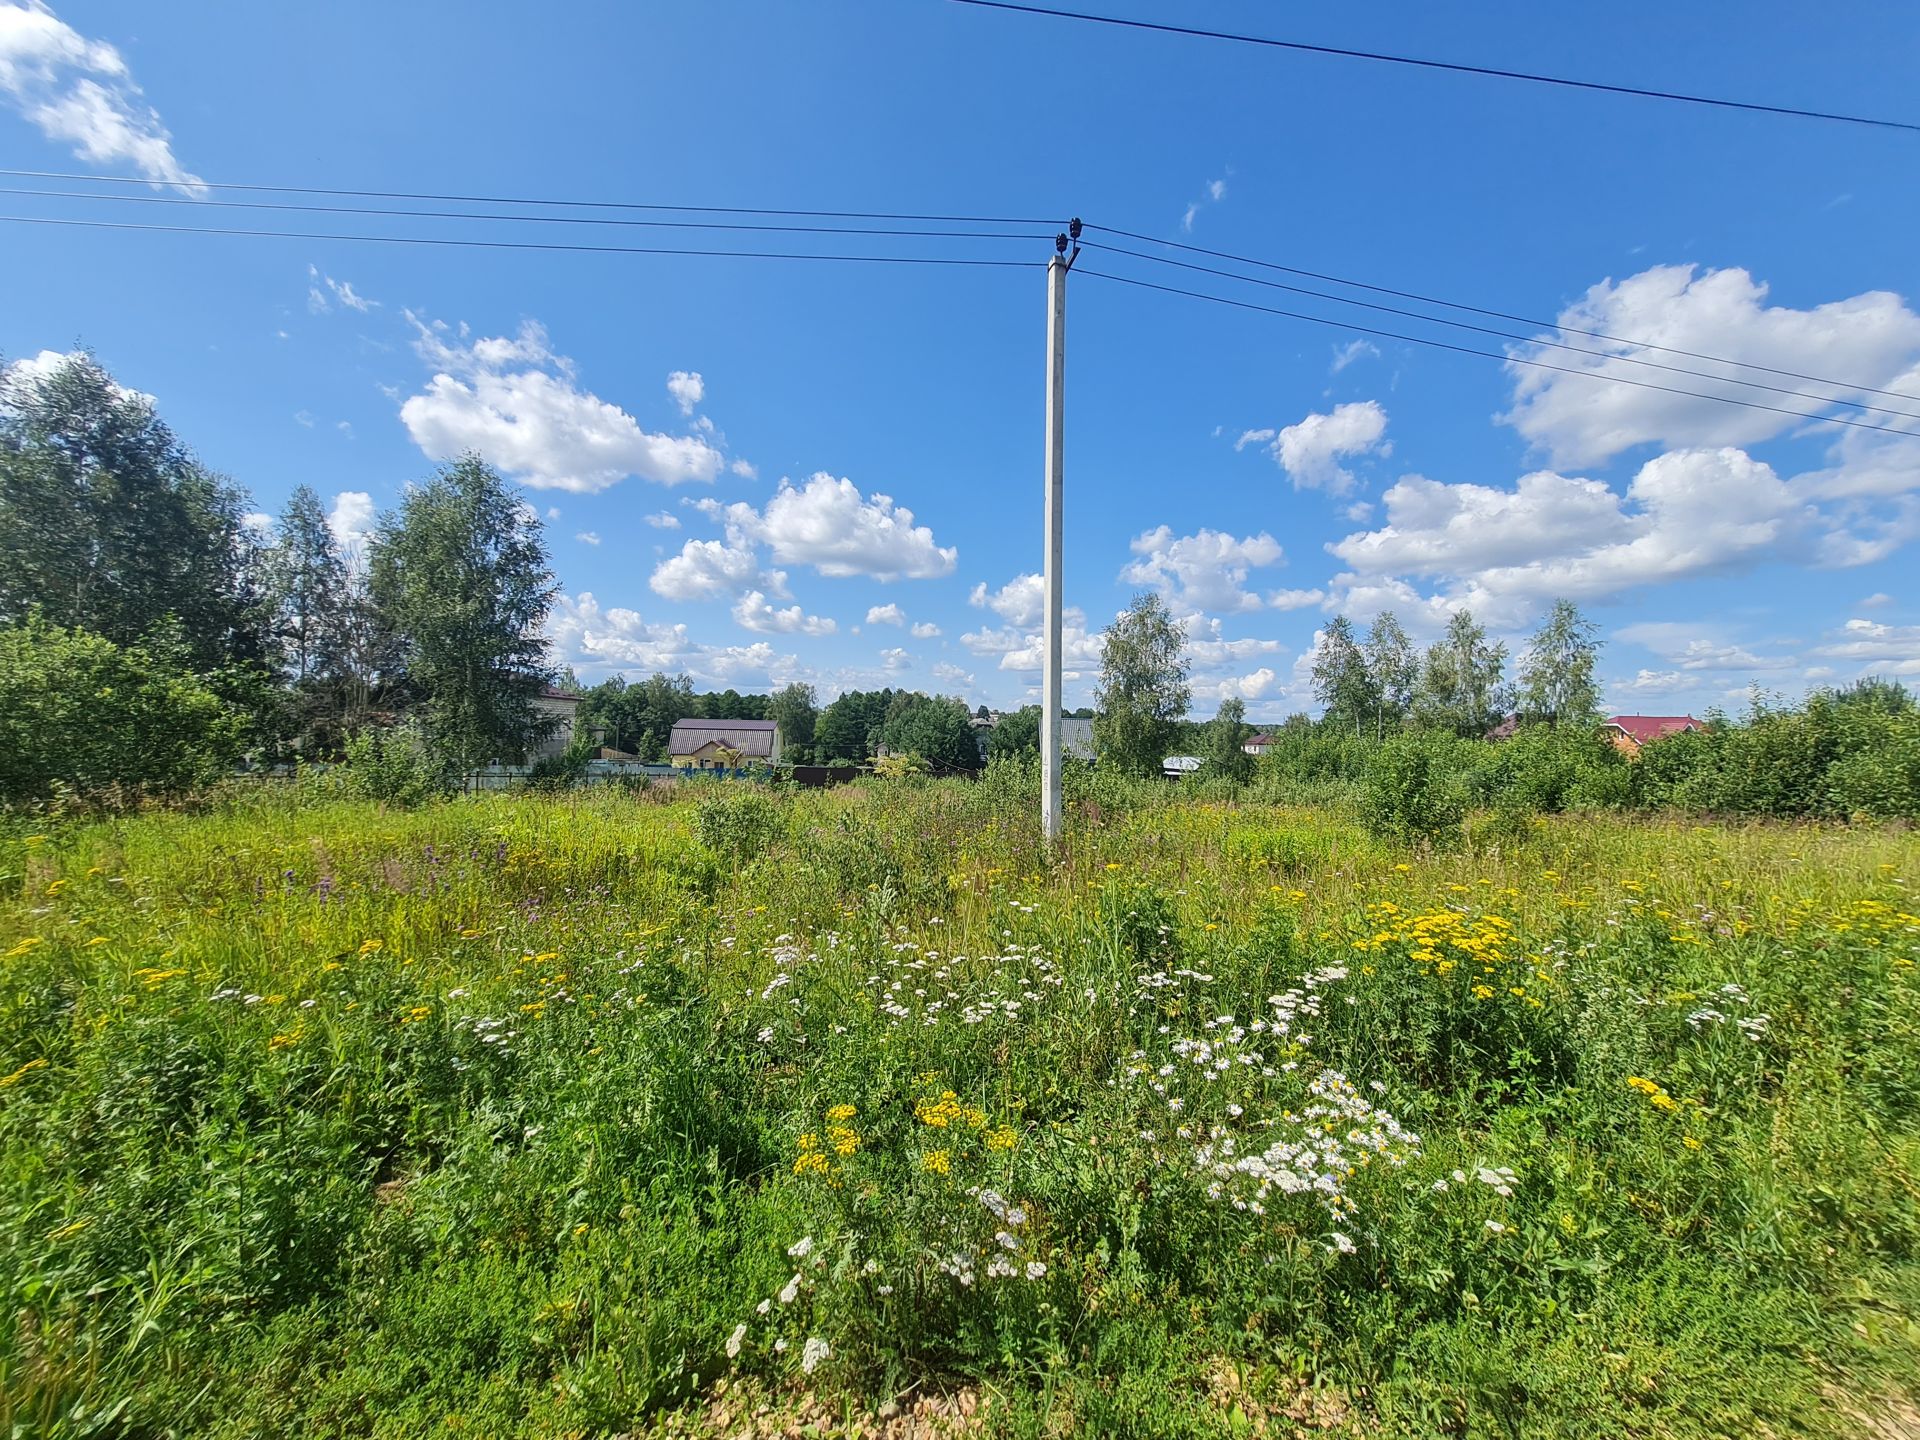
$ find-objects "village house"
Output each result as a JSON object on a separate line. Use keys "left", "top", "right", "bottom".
{"left": 1604, "top": 714, "right": 1702, "bottom": 757}
{"left": 530, "top": 687, "right": 581, "bottom": 760}
{"left": 667, "top": 717, "right": 782, "bottom": 769}
{"left": 1242, "top": 732, "right": 1276, "bottom": 756}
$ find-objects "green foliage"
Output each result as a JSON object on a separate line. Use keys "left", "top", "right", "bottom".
{"left": 1201, "top": 696, "right": 1253, "bottom": 782}
{"left": 1414, "top": 609, "right": 1511, "bottom": 736}
{"left": 692, "top": 785, "right": 786, "bottom": 863}
{"left": 1311, "top": 614, "right": 1377, "bottom": 736}
{"left": 0, "top": 617, "right": 243, "bottom": 804}
{"left": 878, "top": 693, "right": 978, "bottom": 772}
{"left": 0, "top": 351, "right": 268, "bottom": 674}
{"left": 524, "top": 738, "right": 594, "bottom": 793}
{"left": 986, "top": 704, "right": 1040, "bottom": 760}
{"left": 2, "top": 791, "right": 1916, "bottom": 1436}
{"left": 330, "top": 722, "right": 446, "bottom": 807}
{"left": 1518, "top": 598, "right": 1603, "bottom": 726}
{"left": 1476, "top": 722, "right": 1627, "bottom": 814}
{"left": 1095, "top": 592, "right": 1190, "bottom": 779}
{"left": 767, "top": 682, "right": 818, "bottom": 764}
{"left": 1360, "top": 731, "right": 1472, "bottom": 845}
{"left": 369, "top": 455, "right": 558, "bottom": 771}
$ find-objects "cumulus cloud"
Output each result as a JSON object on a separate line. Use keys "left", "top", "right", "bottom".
{"left": 549, "top": 591, "right": 798, "bottom": 687}
{"left": 1198, "top": 666, "right": 1277, "bottom": 703}
{"left": 1266, "top": 587, "right": 1326, "bottom": 611}
{"left": 732, "top": 590, "right": 836, "bottom": 637}
{"left": 666, "top": 370, "right": 704, "bottom": 415}
{"left": 730, "top": 458, "right": 758, "bottom": 479}
{"left": 1861, "top": 592, "right": 1894, "bottom": 609}
{"left": 397, "top": 314, "right": 724, "bottom": 493}
{"left": 648, "top": 537, "right": 770, "bottom": 602}
{"left": 1327, "top": 448, "right": 1810, "bottom": 627}
{"left": 643, "top": 510, "right": 680, "bottom": 530}
{"left": 749, "top": 473, "right": 956, "bottom": 580}
{"left": 866, "top": 603, "right": 906, "bottom": 627}
{"left": 1122, "top": 525, "right": 1284, "bottom": 614}
{"left": 932, "top": 661, "right": 974, "bottom": 687}
{"left": 878, "top": 646, "right": 912, "bottom": 673}
{"left": 327, "top": 490, "right": 376, "bottom": 567}
{"left": 1614, "top": 620, "right": 1796, "bottom": 672}
{"left": 1266, "top": 401, "right": 1389, "bottom": 494}
{"left": 1502, "top": 265, "right": 1920, "bottom": 469}
{"left": 969, "top": 573, "right": 1045, "bottom": 628}
{"left": 575, "top": 531, "right": 600, "bottom": 546}
{"left": 911, "top": 621, "right": 942, "bottom": 639}
{"left": 0, "top": 2, "right": 202, "bottom": 192}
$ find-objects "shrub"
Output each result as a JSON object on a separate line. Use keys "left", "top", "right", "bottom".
{"left": 0, "top": 617, "right": 243, "bottom": 804}
{"left": 1478, "top": 724, "right": 1627, "bottom": 814}
{"left": 693, "top": 785, "right": 785, "bottom": 862}
{"left": 335, "top": 723, "right": 447, "bottom": 807}
{"left": 525, "top": 738, "right": 594, "bottom": 793}
{"left": 1360, "top": 731, "right": 1471, "bottom": 846}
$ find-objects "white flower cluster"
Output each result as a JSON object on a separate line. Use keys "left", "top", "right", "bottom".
{"left": 934, "top": 1189, "right": 1048, "bottom": 1287}
{"left": 860, "top": 933, "right": 1063, "bottom": 1033}
{"left": 1685, "top": 983, "right": 1769, "bottom": 1041}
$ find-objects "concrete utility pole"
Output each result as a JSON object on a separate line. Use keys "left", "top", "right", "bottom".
{"left": 1041, "top": 219, "right": 1079, "bottom": 846}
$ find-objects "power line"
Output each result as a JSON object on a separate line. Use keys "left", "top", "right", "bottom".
{"left": 947, "top": 0, "right": 1920, "bottom": 135}
{"left": 0, "top": 167, "right": 1061, "bottom": 227}
{"left": 1080, "top": 239, "right": 1920, "bottom": 423}
{"left": 0, "top": 185, "right": 1053, "bottom": 242}
{"left": 1087, "top": 224, "right": 1920, "bottom": 406}
{"left": 0, "top": 214, "right": 1044, "bottom": 267}
{"left": 1075, "top": 266, "right": 1920, "bottom": 443}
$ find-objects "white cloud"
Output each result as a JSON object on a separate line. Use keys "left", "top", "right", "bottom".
{"left": 549, "top": 591, "right": 800, "bottom": 688}
{"left": 1501, "top": 265, "right": 1920, "bottom": 469}
{"left": 666, "top": 370, "right": 704, "bottom": 416}
{"left": 575, "top": 531, "right": 601, "bottom": 546}
{"left": 969, "top": 573, "right": 1045, "bottom": 628}
{"left": 878, "top": 646, "right": 912, "bottom": 673}
{"left": 932, "top": 661, "right": 974, "bottom": 687}
{"left": 644, "top": 510, "right": 681, "bottom": 530}
{"left": 730, "top": 458, "right": 758, "bottom": 479}
{"left": 0, "top": 3, "right": 202, "bottom": 193}
{"left": 911, "top": 621, "right": 942, "bottom": 639}
{"left": 1180, "top": 202, "right": 1199, "bottom": 232}
{"left": 1199, "top": 666, "right": 1277, "bottom": 702}
{"left": 398, "top": 313, "right": 723, "bottom": 493}
{"left": 1861, "top": 592, "right": 1894, "bottom": 609}
{"left": 1811, "top": 617, "right": 1920, "bottom": 675}
{"left": 1234, "top": 428, "right": 1275, "bottom": 452}
{"left": 866, "top": 603, "right": 906, "bottom": 627}
{"left": 648, "top": 537, "right": 768, "bottom": 601}
{"left": 1123, "top": 525, "right": 1284, "bottom": 614}
{"left": 1331, "top": 340, "right": 1379, "bottom": 373}
{"left": 294, "top": 410, "right": 315, "bottom": 428}
{"left": 1181, "top": 175, "right": 1228, "bottom": 231}
{"left": 747, "top": 473, "right": 957, "bottom": 580}
{"left": 1614, "top": 620, "right": 1795, "bottom": 672}
{"left": 1266, "top": 587, "right": 1326, "bottom": 611}
{"left": 241, "top": 511, "right": 273, "bottom": 537}
{"left": 1327, "top": 448, "right": 1809, "bottom": 626}
{"left": 732, "top": 590, "right": 836, "bottom": 637}
{"left": 327, "top": 490, "right": 376, "bottom": 567}
{"left": 335, "top": 420, "right": 353, "bottom": 438}
{"left": 1271, "top": 401, "right": 1389, "bottom": 494}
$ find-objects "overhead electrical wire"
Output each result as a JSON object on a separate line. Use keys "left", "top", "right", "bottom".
{"left": 1080, "top": 239, "right": 1920, "bottom": 422}
{"left": 1086, "top": 224, "right": 1920, "bottom": 406}
{"left": 946, "top": 0, "right": 1920, "bottom": 135}
{"left": 1075, "top": 266, "right": 1920, "bottom": 443}
{"left": 0, "top": 214, "right": 1043, "bottom": 267}
{"left": 0, "top": 167, "right": 1062, "bottom": 227}
{"left": 0, "top": 186, "right": 1054, "bottom": 243}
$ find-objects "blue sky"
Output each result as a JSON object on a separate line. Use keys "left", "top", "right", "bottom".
{"left": 3, "top": 1, "right": 1917, "bottom": 719}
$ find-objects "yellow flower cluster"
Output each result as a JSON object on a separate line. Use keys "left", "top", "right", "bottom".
{"left": 793, "top": 1133, "right": 830, "bottom": 1176}
{"left": 795, "top": 1103, "right": 863, "bottom": 1176}
{"left": 1349, "top": 902, "right": 1555, "bottom": 1006}
{"left": 1627, "top": 1075, "right": 1679, "bottom": 1112}
{"left": 985, "top": 1124, "right": 1020, "bottom": 1152}
{"left": 915, "top": 1090, "right": 987, "bottom": 1130}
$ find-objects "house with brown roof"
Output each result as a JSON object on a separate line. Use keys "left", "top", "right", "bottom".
{"left": 1604, "top": 714, "right": 1701, "bottom": 757}
{"left": 668, "top": 717, "right": 782, "bottom": 769}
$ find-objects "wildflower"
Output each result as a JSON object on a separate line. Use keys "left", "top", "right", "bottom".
{"left": 0, "top": 1058, "right": 49, "bottom": 1088}
{"left": 1329, "top": 1232, "right": 1357, "bottom": 1254}
{"left": 1474, "top": 1166, "right": 1517, "bottom": 1198}
{"left": 1484, "top": 1220, "right": 1506, "bottom": 1234}
{"left": 1025, "top": 1261, "right": 1047, "bottom": 1280}
{"left": 755, "top": 1298, "right": 771, "bottom": 1315}
{"left": 778, "top": 1273, "right": 801, "bottom": 1304}
{"left": 801, "top": 1337, "right": 830, "bottom": 1374}
{"left": 985, "top": 1123, "right": 1019, "bottom": 1151}
{"left": 726, "top": 1323, "right": 747, "bottom": 1359}
{"left": 787, "top": 1235, "right": 815, "bottom": 1259}
{"left": 923, "top": 1149, "right": 951, "bottom": 1175}
{"left": 825, "top": 1103, "right": 857, "bottom": 1122}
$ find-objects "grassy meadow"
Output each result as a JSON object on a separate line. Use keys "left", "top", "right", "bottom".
{"left": 2, "top": 775, "right": 1918, "bottom": 1437}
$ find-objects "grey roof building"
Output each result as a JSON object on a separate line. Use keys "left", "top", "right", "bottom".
{"left": 668, "top": 718, "right": 782, "bottom": 765}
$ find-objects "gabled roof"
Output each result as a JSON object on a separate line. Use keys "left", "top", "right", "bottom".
{"left": 1606, "top": 714, "right": 1701, "bottom": 744}
{"left": 668, "top": 717, "right": 778, "bottom": 756}
{"left": 1244, "top": 732, "right": 1276, "bottom": 745}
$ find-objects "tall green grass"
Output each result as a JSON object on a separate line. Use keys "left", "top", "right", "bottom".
{"left": 1, "top": 781, "right": 1916, "bottom": 1437}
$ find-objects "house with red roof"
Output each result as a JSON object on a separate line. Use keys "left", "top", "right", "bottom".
{"left": 1603, "top": 714, "right": 1701, "bottom": 757}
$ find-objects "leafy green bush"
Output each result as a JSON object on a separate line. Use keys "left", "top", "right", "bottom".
{"left": 1478, "top": 724, "right": 1627, "bottom": 813}
{"left": 1360, "top": 731, "right": 1471, "bottom": 846}
{"left": 0, "top": 617, "right": 243, "bottom": 805}
{"left": 693, "top": 785, "right": 785, "bottom": 862}
{"left": 525, "top": 738, "right": 594, "bottom": 792}
{"left": 333, "top": 723, "right": 447, "bottom": 807}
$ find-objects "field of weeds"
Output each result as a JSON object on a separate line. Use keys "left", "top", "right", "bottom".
{"left": 3, "top": 779, "right": 1918, "bottom": 1437}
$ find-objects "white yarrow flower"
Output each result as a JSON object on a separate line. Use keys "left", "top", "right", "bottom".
{"left": 778, "top": 1273, "right": 801, "bottom": 1304}
{"left": 787, "top": 1235, "right": 814, "bottom": 1259}
{"left": 801, "top": 1337, "right": 831, "bottom": 1374}
{"left": 725, "top": 1323, "right": 747, "bottom": 1359}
